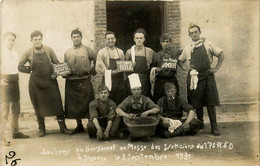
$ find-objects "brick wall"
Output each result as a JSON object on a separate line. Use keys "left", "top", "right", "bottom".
{"left": 94, "top": 0, "right": 107, "bottom": 51}
{"left": 166, "top": 0, "right": 181, "bottom": 49}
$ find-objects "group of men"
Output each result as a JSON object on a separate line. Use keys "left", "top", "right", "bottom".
{"left": 1, "top": 24, "right": 224, "bottom": 145}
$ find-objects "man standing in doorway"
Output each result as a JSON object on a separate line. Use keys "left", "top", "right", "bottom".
{"left": 1, "top": 32, "right": 29, "bottom": 146}
{"left": 125, "top": 28, "right": 155, "bottom": 97}
{"left": 151, "top": 33, "right": 181, "bottom": 102}
{"left": 95, "top": 31, "right": 127, "bottom": 105}
{"left": 178, "top": 24, "right": 224, "bottom": 135}
{"left": 64, "top": 28, "right": 97, "bottom": 134}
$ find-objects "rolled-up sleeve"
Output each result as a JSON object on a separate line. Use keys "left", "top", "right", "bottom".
{"left": 145, "top": 97, "right": 160, "bottom": 110}
{"left": 95, "top": 51, "right": 107, "bottom": 75}
{"left": 179, "top": 97, "right": 193, "bottom": 113}
{"left": 208, "top": 42, "right": 223, "bottom": 57}
{"left": 18, "top": 51, "right": 31, "bottom": 73}
{"left": 118, "top": 97, "right": 131, "bottom": 113}
{"left": 178, "top": 46, "right": 191, "bottom": 63}
{"left": 107, "top": 100, "right": 116, "bottom": 121}
{"left": 89, "top": 101, "right": 99, "bottom": 121}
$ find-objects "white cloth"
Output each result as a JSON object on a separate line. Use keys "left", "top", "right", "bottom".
{"left": 150, "top": 67, "right": 158, "bottom": 96}
{"left": 168, "top": 119, "right": 182, "bottom": 133}
{"left": 1, "top": 46, "right": 19, "bottom": 74}
{"left": 190, "top": 69, "right": 199, "bottom": 90}
{"left": 130, "top": 45, "right": 136, "bottom": 63}
{"left": 128, "top": 73, "right": 141, "bottom": 89}
{"left": 105, "top": 69, "right": 112, "bottom": 91}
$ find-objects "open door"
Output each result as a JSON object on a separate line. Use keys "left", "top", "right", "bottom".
{"left": 107, "top": 1, "right": 164, "bottom": 53}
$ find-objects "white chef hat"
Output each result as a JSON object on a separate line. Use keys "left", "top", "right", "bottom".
{"left": 128, "top": 73, "right": 142, "bottom": 89}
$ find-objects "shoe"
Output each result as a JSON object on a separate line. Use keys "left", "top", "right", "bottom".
{"left": 12, "top": 132, "right": 30, "bottom": 139}
{"left": 38, "top": 130, "right": 46, "bottom": 137}
{"left": 57, "top": 120, "right": 74, "bottom": 135}
{"left": 115, "top": 132, "right": 124, "bottom": 139}
{"left": 72, "top": 124, "right": 84, "bottom": 134}
{"left": 60, "top": 128, "right": 74, "bottom": 135}
{"left": 212, "top": 128, "right": 220, "bottom": 135}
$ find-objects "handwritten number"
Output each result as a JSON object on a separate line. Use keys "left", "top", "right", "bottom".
{"left": 5, "top": 151, "right": 21, "bottom": 166}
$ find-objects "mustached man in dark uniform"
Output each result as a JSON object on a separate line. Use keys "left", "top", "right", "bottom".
{"left": 178, "top": 24, "right": 224, "bottom": 135}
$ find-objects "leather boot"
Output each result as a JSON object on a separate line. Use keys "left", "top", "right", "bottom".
{"left": 57, "top": 119, "right": 73, "bottom": 135}
{"left": 37, "top": 116, "right": 46, "bottom": 137}
{"left": 196, "top": 107, "right": 204, "bottom": 129}
{"left": 72, "top": 119, "right": 84, "bottom": 134}
{"left": 207, "top": 106, "right": 220, "bottom": 135}
{"left": 164, "top": 127, "right": 184, "bottom": 138}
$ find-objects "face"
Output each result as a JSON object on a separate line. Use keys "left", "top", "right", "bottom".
{"left": 134, "top": 33, "right": 145, "bottom": 46}
{"left": 106, "top": 34, "right": 116, "bottom": 47}
{"left": 131, "top": 87, "right": 142, "bottom": 98}
{"left": 165, "top": 88, "right": 177, "bottom": 99}
{"left": 4, "top": 35, "right": 15, "bottom": 49}
{"left": 99, "top": 90, "right": 110, "bottom": 101}
{"left": 161, "top": 39, "right": 171, "bottom": 51}
{"left": 71, "top": 34, "right": 82, "bottom": 46}
{"left": 189, "top": 27, "right": 201, "bottom": 42}
{"left": 31, "top": 35, "right": 43, "bottom": 48}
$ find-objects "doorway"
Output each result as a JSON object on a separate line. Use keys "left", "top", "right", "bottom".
{"left": 107, "top": 1, "right": 164, "bottom": 53}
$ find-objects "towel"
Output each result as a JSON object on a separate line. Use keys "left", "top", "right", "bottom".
{"left": 130, "top": 45, "right": 136, "bottom": 63}
{"left": 168, "top": 119, "right": 182, "bottom": 133}
{"left": 105, "top": 69, "right": 112, "bottom": 91}
{"left": 150, "top": 67, "right": 158, "bottom": 96}
{"left": 190, "top": 69, "right": 199, "bottom": 90}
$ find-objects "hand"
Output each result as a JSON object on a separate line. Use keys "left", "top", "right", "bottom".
{"left": 126, "top": 113, "right": 134, "bottom": 119}
{"left": 96, "top": 129, "right": 104, "bottom": 140}
{"left": 155, "top": 68, "right": 163, "bottom": 73}
{"left": 104, "top": 130, "right": 110, "bottom": 139}
{"left": 50, "top": 72, "right": 58, "bottom": 79}
{"left": 208, "top": 68, "right": 218, "bottom": 74}
{"left": 0, "top": 79, "right": 8, "bottom": 86}
{"left": 140, "top": 111, "right": 149, "bottom": 118}
{"left": 132, "top": 62, "right": 136, "bottom": 68}
{"left": 162, "top": 118, "right": 170, "bottom": 128}
{"left": 112, "top": 70, "right": 122, "bottom": 74}
{"left": 182, "top": 123, "right": 190, "bottom": 132}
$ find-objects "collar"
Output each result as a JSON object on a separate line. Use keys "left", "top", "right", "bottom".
{"left": 34, "top": 45, "right": 43, "bottom": 50}
{"left": 98, "top": 98, "right": 108, "bottom": 104}
{"left": 74, "top": 44, "right": 83, "bottom": 49}
{"left": 106, "top": 46, "right": 116, "bottom": 50}
{"left": 130, "top": 95, "right": 144, "bottom": 105}
{"left": 191, "top": 38, "right": 204, "bottom": 49}
{"left": 135, "top": 45, "right": 144, "bottom": 51}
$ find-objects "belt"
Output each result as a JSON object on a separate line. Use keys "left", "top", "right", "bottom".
{"left": 69, "top": 73, "right": 89, "bottom": 77}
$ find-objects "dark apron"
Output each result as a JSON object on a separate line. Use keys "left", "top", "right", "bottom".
{"left": 29, "top": 49, "right": 64, "bottom": 117}
{"left": 154, "top": 53, "right": 179, "bottom": 102}
{"left": 101, "top": 48, "right": 127, "bottom": 105}
{"left": 1, "top": 74, "right": 20, "bottom": 102}
{"left": 106, "top": 55, "right": 127, "bottom": 105}
{"left": 126, "top": 48, "right": 151, "bottom": 97}
{"left": 65, "top": 77, "right": 94, "bottom": 119}
{"left": 187, "top": 44, "right": 220, "bottom": 109}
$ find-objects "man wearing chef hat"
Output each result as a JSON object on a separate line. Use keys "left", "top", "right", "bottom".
{"left": 113, "top": 74, "right": 160, "bottom": 138}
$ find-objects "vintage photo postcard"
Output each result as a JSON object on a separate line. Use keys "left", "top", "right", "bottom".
{"left": 0, "top": 0, "right": 259, "bottom": 165}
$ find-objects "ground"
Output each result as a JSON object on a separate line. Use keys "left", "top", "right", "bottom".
{"left": 1, "top": 114, "right": 259, "bottom": 166}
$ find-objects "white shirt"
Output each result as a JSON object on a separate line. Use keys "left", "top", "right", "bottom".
{"left": 1, "top": 46, "right": 19, "bottom": 74}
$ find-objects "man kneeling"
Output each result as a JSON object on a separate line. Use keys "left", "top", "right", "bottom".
{"left": 156, "top": 83, "right": 203, "bottom": 138}
{"left": 87, "top": 85, "right": 117, "bottom": 140}
{"left": 115, "top": 74, "right": 160, "bottom": 139}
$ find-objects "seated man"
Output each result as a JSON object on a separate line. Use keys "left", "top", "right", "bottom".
{"left": 115, "top": 74, "right": 160, "bottom": 138}
{"left": 156, "top": 83, "right": 203, "bottom": 138}
{"left": 87, "top": 84, "right": 117, "bottom": 140}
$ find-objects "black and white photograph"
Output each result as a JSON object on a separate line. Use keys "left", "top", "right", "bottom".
{"left": 0, "top": 0, "right": 259, "bottom": 165}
